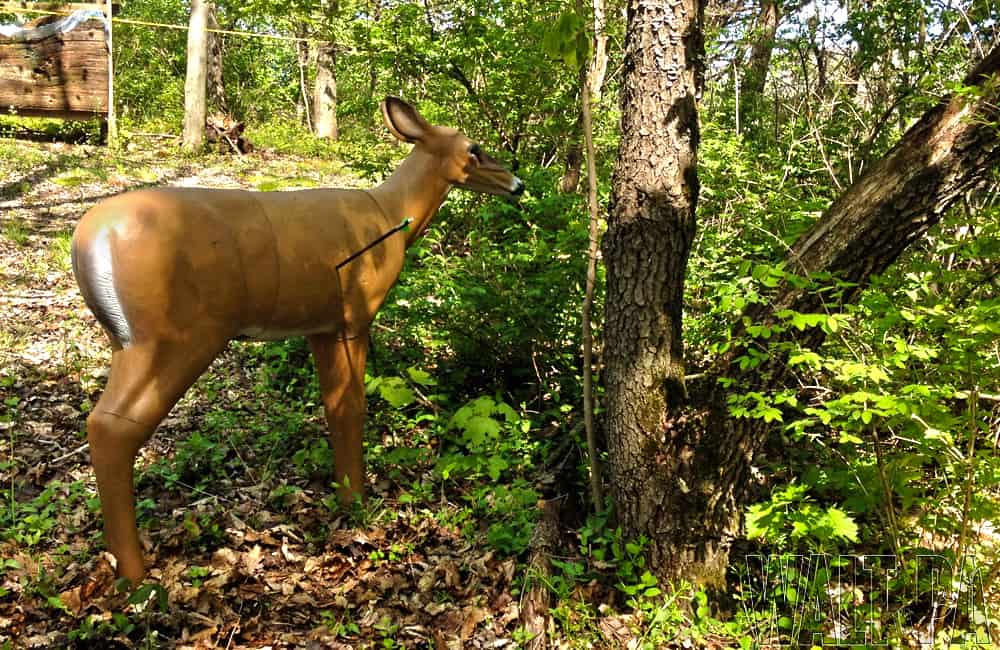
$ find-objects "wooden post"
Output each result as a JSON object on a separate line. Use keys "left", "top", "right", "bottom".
{"left": 182, "top": 0, "right": 210, "bottom": 150}
{"left": 105, "top": 0, "right": 116, "bottom": 146}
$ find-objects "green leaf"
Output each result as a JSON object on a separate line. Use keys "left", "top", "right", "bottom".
{"left": 761, "top": 407, "right": 783, "bottom": 423}
{"left": 128, "top": 583, "right": 168, "bottom": 610}
{"left": 406, "top": 367, "right": 437, "bottom": 386}
{"left": 487, "top": 455, "right": 509, "bottom": 480}
{"left": 462, "top": 416, "right": 502, "bottom": 446}
{"left": 378, "top": 378, "right": 416, "bottom": 408}
{"left": 47, "top": 595, "right": 69, "bottom": 613}
{"left": 563, "top": 47, "right": 577, "bottom": 69}
{"left": 838, "top": 432, "right": 863, "bottom": 445}
{"left": 824, "top": 507, "right": 859, "bottom": 543}
{"left": 745, "top": 504, "right": 769, "bottom": 539}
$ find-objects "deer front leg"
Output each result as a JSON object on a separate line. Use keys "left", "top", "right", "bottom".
{"left": 309, "top": 332, "right": 369, "bottom": 504}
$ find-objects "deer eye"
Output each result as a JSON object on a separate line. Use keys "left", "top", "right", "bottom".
{"left": 468, "top": 143, "right": 482, "bottom": 162}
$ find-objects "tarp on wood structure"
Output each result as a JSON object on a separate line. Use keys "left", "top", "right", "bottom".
{"left": 0, "top": 9, "right": 108, "bottom": 41}
{"left": 0, "top": 8, "right": 110, "bottom": 117}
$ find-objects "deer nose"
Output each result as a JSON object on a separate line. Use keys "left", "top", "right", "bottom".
{"left": 511, "top": 177, "right": 525, "bottom": 196}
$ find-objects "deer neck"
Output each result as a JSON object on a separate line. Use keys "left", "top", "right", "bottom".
{"left": 367, "top": 150, "right": 452, "bottom": 247}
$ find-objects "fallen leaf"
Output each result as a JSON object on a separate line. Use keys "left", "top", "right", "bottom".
{"left": 243, "top": 545, "right": 263, "bottom": 574}
{"left": 280, "top": 537, "right": 300, "bottom": 563}
{"left": 425, "top": 600, "right": 449, "bottom": 616}
{"left": 212, "top": 547, "right": 239, "bottom": 569}
{"left": 459, "top": 606, "right": 487, "bottom": 640}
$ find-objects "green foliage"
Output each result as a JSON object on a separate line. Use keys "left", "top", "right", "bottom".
{"left": 291, "top": 438, "right": 333, "bottom": 478}
{"left": 113, "top": 0, "right": 188, "bottom": 128}
{"left": 436, "top": 395, "right": 533, "bottom": 483}
{"left": 367, "top": 373, "right": 544, "bottom": 554}
{"left": 746, "top": 484, "right": 859, "bottom": 552}
{"left": 321, "top": 609, "right": 360, "bottom": 638}
{"left": 47, "top": 232, "right": 74, "bottom": 273}
{"left": 367, "top": 375, "right": 418, "bottom": 409}
{"left": 0, "top": 116, "right": 103, "bottom": 144}
{"left": 2, "top": 219, "right": 29, "bottom": 246}
{"left": 2, "top": 0, "right": 991, "bottom": 643}
{"left": 378, "top": 166, "right": 592, "bottom": 401}
{"left": 0, "top": 481, "right": 90, "bottom": 547}
{"left": 542, "top": 11, "right": 592, "bottom": 69}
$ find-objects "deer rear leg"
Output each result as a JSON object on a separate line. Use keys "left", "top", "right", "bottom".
{"left": 309, "top": 332, "right": 369, "bottom": 504}
{"left": 87, "top": 408, "right": 155, "bottom": 584}
{"left": 88, "top": 339, "right": 226, "bottom": 584}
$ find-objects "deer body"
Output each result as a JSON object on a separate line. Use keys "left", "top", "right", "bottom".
{"left": 73, "top": 98, "right": 522, "bottom": 583}
{"left": 75, "top": 186, "right": 410, "bottom": 345}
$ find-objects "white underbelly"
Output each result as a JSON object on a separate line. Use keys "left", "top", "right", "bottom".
{"left": 236, "top": 323, "right": 338, "bottom": 341}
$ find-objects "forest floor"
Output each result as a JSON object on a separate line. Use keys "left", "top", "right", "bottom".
{"left": 0, "top": 139, "right": 600, "bottom": 649}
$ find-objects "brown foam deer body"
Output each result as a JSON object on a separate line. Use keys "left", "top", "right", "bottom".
{"left": 72, "top": 98, "right": 523, "bottom": 583}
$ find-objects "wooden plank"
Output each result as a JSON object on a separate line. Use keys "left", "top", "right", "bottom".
{"left": 5, "top": 107, "right": 102, "bottom": 118}
{"left": 0, "top": 18, "right": 107, "bottom": 114}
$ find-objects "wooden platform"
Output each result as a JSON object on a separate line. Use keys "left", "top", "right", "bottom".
{"left": 0, "top": 12, "right": 109, "bottom": 118}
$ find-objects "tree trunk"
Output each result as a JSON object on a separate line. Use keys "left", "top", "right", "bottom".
{"left": 314, "top": 41, "right": 339, "bottom": 140}
{"left": 740, "top": 0, "right": 779, "bottom": 130}
{"left": 609, "top": 45, "right": 1000, "bottom": 587}
{"left": 772, "top": 45, "right": 1000, "bottom": 325}
{"left": 206, "top": 4, "right": 227, "bottom": 115}
{"left": 808, "top": 15, "right": 827, "bottom": 96}
{"left": 578, "top": 0, "right": 605, "bottom": 511}
{"left": 296, "top": 38, "right": 312, "bottom": 131}
{"left": 602, "top": 0, "right": 708, "bottom": 582}
{"left": 559, "top": 137, "right": 583, "bottom": 193}
{"left": 588, "top": 0, "right": 608, "bottom": 101}
{"left": 182, "top": 0, "right": 210, "bottom": 149}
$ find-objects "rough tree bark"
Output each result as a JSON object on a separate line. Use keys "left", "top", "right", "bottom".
{"left": 602, "top": 0, "right": 707, "bottom": 581}
{"left": 314, "top": 40, "right": 339, "bottom": 140}
{"left": 604, "top": 42, "right": 1000, "bottom": 586}
{"left": 739, "top": 0, "right": 780, "bottom": 128}
{"left": 182, "top": 0, "right": 210, "bottom": 149}
{"left": 774, "top": 46, "right": 1000, "bottom": 324}
{"left": 206, "top": 4, "right": 227, "bottom": 115}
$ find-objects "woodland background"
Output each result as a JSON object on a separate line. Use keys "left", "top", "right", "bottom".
{"left": 0, "top": 0, "right": 998, "bottom": 647}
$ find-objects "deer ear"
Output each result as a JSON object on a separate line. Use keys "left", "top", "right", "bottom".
{"left": 381, "top": 97, "right": 430, "bottom": 143}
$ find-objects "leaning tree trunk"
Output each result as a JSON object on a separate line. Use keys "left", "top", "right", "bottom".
{"left": 611, "top": 45, "right": 1000, "bottom": 587}
{"left": 314, "top": 41, "right": 339, "bottom": 140}
{"left": 770, "top": 46, "right": 1000, "bottom": 330}
{"left": 602, "top": 0, "right": 708, "bottom": 581}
